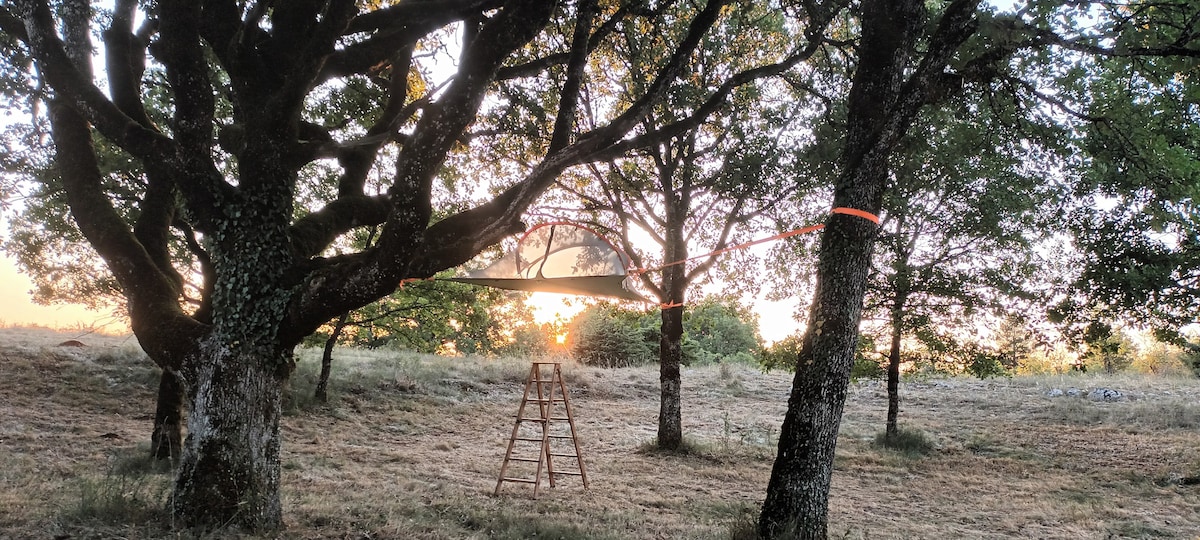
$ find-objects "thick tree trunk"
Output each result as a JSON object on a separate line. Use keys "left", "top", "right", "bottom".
{"left": 658, "top": 304, "right": 685, "bottom": 450}
{"left": 172, "top": 339, "right": 289, "bottom": 530}
{"left": 759, "top": 0, "right": 935, "bottom": 536}
{"left": 150, "top": 370, "right": 184, "bottom": 460}
{"left": 757, "top": 210, "right": 880, "bottom": 539}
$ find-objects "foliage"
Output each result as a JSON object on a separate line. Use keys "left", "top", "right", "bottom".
{"left": 1046, "top": 5, "right": 1200, "bottom": 342}
{"left": 567, "top": 297, "right": 763, "bottom": 368}
{"left": 567, "top": 304, "right": 656, "bottom": 368}
{"left": 1079, "top": 322, "right": 1136, "bottom": 374}
{"left": 303, "top": 276, "right": 543, "bottom": 357}
{"left": 684, "top": 298, "right": 763, "bottom": 365}
{"left": 759, "top": 333, "right": 884, "bottom": 380}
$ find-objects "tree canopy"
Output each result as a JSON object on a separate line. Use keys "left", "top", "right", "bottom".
{"left": 1, "top": 0, "right": 799, "bottom": 530}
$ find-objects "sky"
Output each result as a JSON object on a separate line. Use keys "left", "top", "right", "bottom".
{"left": 0, "top": 252, "right": 123, "bottom": 331}
{"left": 0, "top": 245, "right": 801, "bottom": 341}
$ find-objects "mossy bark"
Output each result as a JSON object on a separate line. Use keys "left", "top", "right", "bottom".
{"left": 172, "top": 340, "right": 289, "bottom": 530}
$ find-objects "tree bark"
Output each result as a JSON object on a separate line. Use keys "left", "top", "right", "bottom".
{"left": 150, "top": 370, "right": 184, "bottom": 460}
{"left": 658, "top": 303, "right": 685, "bottom": 450}
{"left": 885, "top": 309, "right": 903, "bottom": 438}
{"left": 885, "top": 282, "right": 908, "bottom": 438}
{"left": 758, "top": 0, "right": 935, "bottom": 536}
{"left": 172, "top": 340, "right": 290, "bottom": 530}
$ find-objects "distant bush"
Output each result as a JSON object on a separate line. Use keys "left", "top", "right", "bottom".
{"left": 684, "top": 299, "right": 761, "bottom": 365}
{"left": 760, "top": 333, "right": 884, "bottom": 381}
{"left": 567, "top": 305, "right": 656, "bottom": 368}
{"left": 567, "top": 297, "right": 763, "bottom": 368}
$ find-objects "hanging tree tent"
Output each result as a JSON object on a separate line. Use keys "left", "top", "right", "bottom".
{"left": 448, "top": 222, "right": 647, "bottom": 303}
{"left": 447, "top": 208, "right": 879, "bottom": 303}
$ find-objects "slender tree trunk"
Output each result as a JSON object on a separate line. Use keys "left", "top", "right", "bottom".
{"left": 172, "top": 339, "right": 290, "bottom": 530}
{"left": 316, "top": 313, "right": 351, "bottom": 402}
{"left": 657, "top": 190, "right": 688, "bottom": 451}
{"left": 150, "top": 370, "right": 184, "bottom": 460}
{"left": 886, "top": 313, "right": 903, "bottom": 438}
{"left": 885, "top": 287, "right": 908, "bottom": 438}
{"left": 658, "top": 303, "right": 685, "bottom": 450}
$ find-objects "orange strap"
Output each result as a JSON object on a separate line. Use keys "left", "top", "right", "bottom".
{"left": 397, "top": 277, "right": 434, "bottom": 289}
{"left": 831, "top": 206, "right": 880, "bottom": 224}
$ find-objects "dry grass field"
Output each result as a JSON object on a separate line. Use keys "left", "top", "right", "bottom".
{"left": 1, "top": 326, "right": 1198, "bottom": 539}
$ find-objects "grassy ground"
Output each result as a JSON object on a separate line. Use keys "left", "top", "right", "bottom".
{"left": 1, "top": 327, "right": 1198, "bottom": 539}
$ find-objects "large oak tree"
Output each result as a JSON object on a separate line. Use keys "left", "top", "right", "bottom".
{"left": 0, "top": 0, "right": 762, "bottom": 531}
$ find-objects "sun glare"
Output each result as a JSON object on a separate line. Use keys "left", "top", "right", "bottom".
{"left": 525, "top": 292, "right": 589, "bottom": 326}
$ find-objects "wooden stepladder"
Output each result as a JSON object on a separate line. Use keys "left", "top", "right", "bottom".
{"left": 494, "top": 362, "right": 588, "bottom": 496}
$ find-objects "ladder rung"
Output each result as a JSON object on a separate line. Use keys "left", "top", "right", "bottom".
{"left": 501, "top": 477, "right": 538, "bottom": 484}
{"left": 549, "top": 435, "right": 574, "bottom": 439}
{"left": 526, "top": 398, "right": 562, "bottom": 403}
{"left": 513, "top": 437, "right": 543, "bottom": 442}
{"left": 508, "top": 457, "right": 541, "bottom": 463}
{"left": 549, "top": 453, "right": 578, "bottom": 458}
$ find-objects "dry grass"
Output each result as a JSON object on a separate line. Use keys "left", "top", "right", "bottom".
{"left": 1, "top": 327, "right": 1198, "bottom": 539}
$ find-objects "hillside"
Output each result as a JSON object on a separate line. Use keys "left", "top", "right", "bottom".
{"left": 0, "top": 327, "right": 1197, "bottom": 539}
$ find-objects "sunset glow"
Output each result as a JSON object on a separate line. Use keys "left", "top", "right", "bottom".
{"left": 0, "top": 255, "right": 125, "bottom": 332}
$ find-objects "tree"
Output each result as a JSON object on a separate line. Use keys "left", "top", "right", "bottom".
{"left": 0, "top": 0, "right": 748, "bottom": 530}
{"left": 868, "top": 97, "right": 1061, "bottom": 438}
{"left": 758, "top": 0, "right": 984, "bottom": 536}
{"left": 1060, "top": 47, "right": 1200, "bottom": 340}
{"left": 547, "top": 0, "right": 810, "bottom": 451}
{"left": 758, "top": 1, "right": 1200, "bottom": 534}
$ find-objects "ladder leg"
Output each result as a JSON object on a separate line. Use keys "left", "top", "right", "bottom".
{"left": 557, "top": 364, "right": 589, "bottom": 488}
{"left": 532, "top": 363, "right": 546, "bottom": 497}
{"left": 495, "top": 364, "right": 537, "bottom": 495}
{"left": 544, "top": 365, "right": 557, "bottom": 488}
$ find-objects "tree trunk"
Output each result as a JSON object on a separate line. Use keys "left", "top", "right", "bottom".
{"left": 759, "top": 0, "right": 932, "bottom": 536}
{"left": 172, "top": 340, "right": 289, "bottom": 530}
{"left": 885, "top": 289, "right": 907, "bottom": 438}
{"left": 150, "top": 370, "right": 184, "bottom": 460}
{"left": 757, "top": 209, "right": 880, "bottom": 539}
{"left": 316, "top": 313, "right": 351, "bottom": 403}
{"left": 886, "top": 315, "right": 903, "bottom": 438}
{"left": 657, "top": 188, "right": 689, "bottom": 452}
{"left": 658, "top": 303, "right": 685, "bottom": 450}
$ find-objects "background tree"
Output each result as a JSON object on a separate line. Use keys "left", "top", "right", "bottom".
{"left": 867, "top": 98, "right": 1063, "bottom": 438}
{"left": 0, "top": 0, "right": 756, "bottom": 530}
{"left": 546, "top": 0, "right": 810, "bottom": 451}
{"left": 1057, "top": 35, "right": 1200, "bottom": 343}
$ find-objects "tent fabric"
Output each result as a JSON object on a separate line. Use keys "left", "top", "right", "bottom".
{"left": 450, "top": 223, "right": 647, "bottom": 302}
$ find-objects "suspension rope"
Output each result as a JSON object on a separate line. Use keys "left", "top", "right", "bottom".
{"left": 632, "top": 206, "right": 881, "bottom": 309}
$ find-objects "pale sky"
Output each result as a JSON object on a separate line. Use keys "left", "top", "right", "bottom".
{"left": 0, "top": 253, "right": 125, "bottom": 331}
